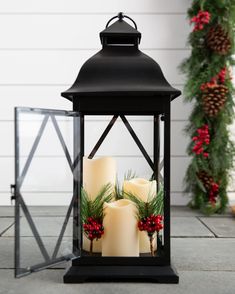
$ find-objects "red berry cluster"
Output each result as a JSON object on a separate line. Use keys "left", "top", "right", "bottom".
{"left": 138, "top": 214, "right": 163, "bottom": 236}
{"left": 83, "top": 217, "right": 104, "bottom": 241}
{"left": 217, "top": 67, "right": 227, "bottom": 84}
{"left": 200, "top": 78, "right": 217, "bottom": 91}
{"left": 209, "top": 182, "right": 219, "bottom": 204}
{"left": 192, "top": 124, "right": 210, "bottom": 157}
{"left": 200, "top": 67, "right": 228, "bottom": 91}
{"left": 191, "top": 10, "right": 211, "bottom": 31}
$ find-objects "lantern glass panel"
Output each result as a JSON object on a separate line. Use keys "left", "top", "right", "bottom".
{"left": 79, "top": 114, "right": 167, "bottom": 259}
{"left": 14, "top": 107, "right": 80, "bottom": 277}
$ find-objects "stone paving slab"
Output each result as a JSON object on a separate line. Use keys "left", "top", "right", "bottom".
{"left": 0, "top": 205, "right": 231, "bottom": 218}
{"left": 1, "top": 236, "right": 235, "bottom": 271}
{"left": 4, "top": 216, "right": 213, "bottom": 238}
{"left": 0, "top": 237, "right": 70, "bottom": 269}
{"left": 0, "top": 206, "right": 68, "bottom": 217}
{"left": 199, "top": 217, "right": 235, "bottom": 237}
{"left": 170, "top": 206, "right": 204, "bottom": 217}
{"left": 0, "top": 269, "right": 234, "bottom": 294}
{"left": 0, "top": 218, "right": 14, "bottom": 236}
{"left": 23, "top": 206, "right": 69, "bottom": 216}
{"left": 172, "top": 238, "right": 235, "bottom": 271}
{"left": 170, "top": 206, "right": 231, "bottom": 217}
{"left": 3, "top": 217, "right": 72, "bottom": 237}
{"left": 2, "top": 205, "right": 230, "bottom": 218}
{"left": 171, "top": 217, "right": 214, "bottom": 237}
{"left": 0, "top": 205, "right": 211, "bottom": 218}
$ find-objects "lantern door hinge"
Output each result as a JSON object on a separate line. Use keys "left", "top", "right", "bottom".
{"left": 10, "top": 184, "right": 16, "bottom": 205}
{"left": 160, "top": 114, "right": 165, "bottom": 121}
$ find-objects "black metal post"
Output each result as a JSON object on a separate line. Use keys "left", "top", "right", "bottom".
{"left": 14, "top": 108, "right": 20, "bottom": 278}
{"left": 78, "top": 114, "right": 84, "bottom": 254}
{"left": 72, "top": 115, "right": 79, "bottom": 255}
{"left": 163, "top": 102, "right": 171, "bottom": 265}
{"left": 153, "top": 115, "right": 160, "bottom": 190}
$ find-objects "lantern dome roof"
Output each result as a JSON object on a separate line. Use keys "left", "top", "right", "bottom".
{"left": 61, "top": 14, "right": 181, "bottom": 101}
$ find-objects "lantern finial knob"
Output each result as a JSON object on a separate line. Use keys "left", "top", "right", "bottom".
{"left": 118, "top": 12, "right": 124, "bottom": 21}
{"left": 105, "top": 13, "right": 138, "bottom": 30}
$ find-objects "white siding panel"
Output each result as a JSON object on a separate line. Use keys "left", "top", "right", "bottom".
{"left": 0, "top": 158, "right": 14, "bottom": 192}
{"left": 0, "top": 194, "right": 12, "bottom": 206}
{"left": 2, "top": 155, "right": 232, "bottom": 205}
{"left": 171, "top": 192, "right": 190, "bottom": 206}
{"left": 0, "top": 50, "right": 188, "bottom": 85}
{"left": 4, "top": 191, "right": 235, "bottom": 207}
{"left": 0, "top": 192, "right": 73, "bottom": 206}
{"left": 0, "top": 192, "right": 190, "bottom": 206}
{"left": 0, "top": 156, "right": 191, "bottom": 192}
{"left": 0, "top": 86, "right": 71, "bottom": 120}
{"left": 171, "top": 122, "right": 189, "bottom": 156}
{"left": 0, "top": 15, "right": 190, "bottom": 49}
{"left": 1, "top": 0, "right": 189, "bottom": 14}
{"left": 0, "top": 0, "right": 201, "bottom": 206}
{"left": 171, "top": 93, "right": 192, "bottom": 121}
{"left": 0, "top": 120, "right": 188, "bottom": 157}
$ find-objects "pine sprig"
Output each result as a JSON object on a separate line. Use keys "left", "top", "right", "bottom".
{"left": 124, "top": 185, "right": 164, "bottom": 220}
{"left": 81, "top": 183, "right": 113, "bottom": 224}
{"left": 124, "top": 186, "right": 164, "bottom": 256}
{"left": 114, "top": 170, "right": 138, "bottom": 200}
{"left": 124, "top": 170, "right": 138, "bottom": 181}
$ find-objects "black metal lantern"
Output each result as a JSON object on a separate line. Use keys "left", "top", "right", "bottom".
{"left": 61, "top": 13, "right": 181, "bottom": 283}
{"left": 13, "top": 13, "right": 181, "bottom": 283}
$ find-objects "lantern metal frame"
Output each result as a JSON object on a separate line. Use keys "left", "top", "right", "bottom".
{"left": 63, "top": 94, "right": 178, "bottom": 282}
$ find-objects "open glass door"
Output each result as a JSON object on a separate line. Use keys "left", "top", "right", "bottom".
{"left": 14, "top": 107, "right": 80, "bottom": 277}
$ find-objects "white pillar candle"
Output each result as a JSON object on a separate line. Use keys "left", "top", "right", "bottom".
{"left": 83, "top": 156, "right": 116, "bottom": 200}
{"left": 82, "top": 156, "right": 117, "bottom": 252}
{"left": 123, "top": 178, "right": 156, "bottom": 201}
{"left": 123, "top": 178, "right": 157, "bottom": 254}
{"left": 102, "top": 199, "right": 139, "bottom": 257}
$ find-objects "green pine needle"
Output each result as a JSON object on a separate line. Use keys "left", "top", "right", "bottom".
{"left": 124, "top": 170, "right": 138, "bottom": 181}
{"left": 114, "top": 170, "right": 139, "bottom": 200}
{"left": 124, "top": 185, "right": 164, "bottom": 220}
{"left": 81, "top": 183, "right": 113, "bottom": 224}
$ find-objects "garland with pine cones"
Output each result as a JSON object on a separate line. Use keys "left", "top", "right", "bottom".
{"left": 180, "top": 0, "right": 235, "bottom": 214}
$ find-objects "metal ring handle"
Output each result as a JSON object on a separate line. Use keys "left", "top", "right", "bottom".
{"left": 105, "top": 12, "right": 138, "bottom": 30}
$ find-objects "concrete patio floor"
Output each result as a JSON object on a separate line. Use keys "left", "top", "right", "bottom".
{"left": 0, "top": 206, "right": 235, "bottom": 294}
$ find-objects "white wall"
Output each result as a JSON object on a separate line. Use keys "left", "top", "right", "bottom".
{"left": 0, "top": 0, "right": 233, "bottom": 206}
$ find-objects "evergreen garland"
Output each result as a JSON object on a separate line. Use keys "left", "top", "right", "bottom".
{"left": 180, "top": 0, "right": 235, "bottom": 214}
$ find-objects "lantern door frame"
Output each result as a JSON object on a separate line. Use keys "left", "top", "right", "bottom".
{"left": 13, "top": 107, "right": 80, "bottom": 278}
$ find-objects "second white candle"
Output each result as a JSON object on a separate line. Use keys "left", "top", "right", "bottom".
{"left": 123, "top": 178, "right": 157, "bottom": 253}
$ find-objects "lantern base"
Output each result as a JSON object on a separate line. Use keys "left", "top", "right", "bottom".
{"left": 63, "top": 264, "right": 179, "bottom": 283}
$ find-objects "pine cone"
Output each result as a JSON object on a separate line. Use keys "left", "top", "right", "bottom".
{"left": 202, "top": 84, "right": 228, "bottom": 117}
{"left": 197, "top": 171, "right": 213, "bottom": 191}
{"left": 206, "top": 25, "right": 231, "bottom": 55}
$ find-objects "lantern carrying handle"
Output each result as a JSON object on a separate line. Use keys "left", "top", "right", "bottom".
{"left": 105, "top": 12, "right": 138, "bottom": 30}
